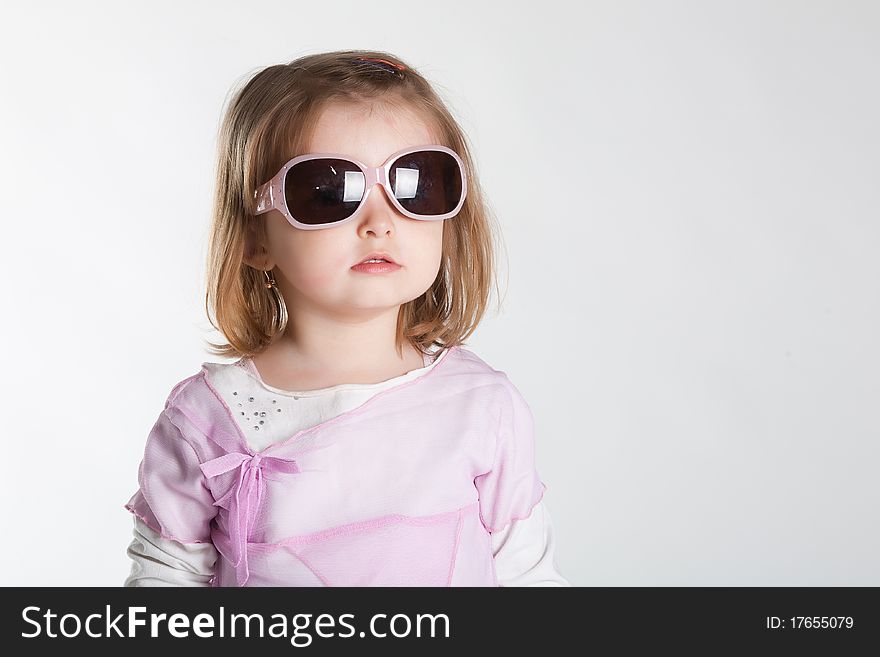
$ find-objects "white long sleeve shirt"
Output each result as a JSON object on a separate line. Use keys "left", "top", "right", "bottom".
{"left": 125, "top": 349, "right": 569, "bottom": 587}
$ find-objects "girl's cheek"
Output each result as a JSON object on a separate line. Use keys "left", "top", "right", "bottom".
{"left": 298, "top": 265, "right": 340, "bottom": 291}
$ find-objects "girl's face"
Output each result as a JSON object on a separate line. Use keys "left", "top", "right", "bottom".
{"left": 249, "top": 101, "right": 445, "bottom": 322}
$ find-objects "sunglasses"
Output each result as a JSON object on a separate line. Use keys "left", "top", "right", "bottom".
{"left": 253, "top": 144, "right": 467, "bottom": 230}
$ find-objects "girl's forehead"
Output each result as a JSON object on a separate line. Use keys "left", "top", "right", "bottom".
{"left": 315, "top": 99, "right": 423, "bottom": 126}
{"left": 304, "top": 101, "right": 439, "bottom": 161}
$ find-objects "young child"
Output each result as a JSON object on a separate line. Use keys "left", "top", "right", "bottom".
{"left": 123, "top": 50, "right": 569, "bottom": 587}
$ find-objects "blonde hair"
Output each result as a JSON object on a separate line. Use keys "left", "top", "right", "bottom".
{"left": 204, "top": 49, "right": 506, "bottom": 361}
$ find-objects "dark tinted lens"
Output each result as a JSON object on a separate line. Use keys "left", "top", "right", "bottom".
{"left": 389, "top": 150, "right": 463, "bottom": 216}
{"left": 284, "top": 158, "right": 365, "bottom": 225}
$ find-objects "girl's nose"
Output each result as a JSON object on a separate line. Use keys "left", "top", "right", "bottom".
{"left": 357, "top": 184, "right": 400, "bottom": 231}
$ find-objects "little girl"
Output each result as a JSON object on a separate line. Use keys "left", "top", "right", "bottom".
{"left": 123, "top": 50, "right": 569, "bottom": 587}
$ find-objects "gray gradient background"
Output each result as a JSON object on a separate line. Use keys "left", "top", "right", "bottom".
{"left": 1, "top": 0, "right": 877, "bottom": 585}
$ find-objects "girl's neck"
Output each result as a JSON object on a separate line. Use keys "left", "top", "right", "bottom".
{"left": 249, "top": 340, "right": 428, "bottom": 392}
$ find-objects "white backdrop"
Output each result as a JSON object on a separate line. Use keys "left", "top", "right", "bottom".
{"left": 1, "top": 0, "right": 877, "bottom": 586}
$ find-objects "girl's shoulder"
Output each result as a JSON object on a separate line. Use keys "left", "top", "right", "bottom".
{"left": 449, "top": 346, "right": 527, "bottom": 389}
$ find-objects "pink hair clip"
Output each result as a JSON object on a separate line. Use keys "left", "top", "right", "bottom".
{"left": 352, "top": 57, "right": 407, "bottom": 75}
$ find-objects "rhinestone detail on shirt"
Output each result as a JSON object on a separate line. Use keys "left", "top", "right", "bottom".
{"left": 229, "top": 389, "right": 287, "bottom": 430}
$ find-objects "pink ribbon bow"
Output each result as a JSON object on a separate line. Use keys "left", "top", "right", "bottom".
{"left": 200, "top": 451, "right": 300, "bottom": 586}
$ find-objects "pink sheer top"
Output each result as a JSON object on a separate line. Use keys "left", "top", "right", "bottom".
{"left": 124, "top": 345, "right": 547, "bottom": 586}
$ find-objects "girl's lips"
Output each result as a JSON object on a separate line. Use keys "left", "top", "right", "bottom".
{"left": 354, "top": 251, "right": 399, "bottom": 266}
{"left": 350, "top": 261, "right": 402, "bottom": 274}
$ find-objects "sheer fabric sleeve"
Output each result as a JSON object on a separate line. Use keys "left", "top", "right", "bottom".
{"left": 124, "top": 407, "right": 218, "bottom": 545}
{"left": 474, "top": 378, "right": 547, "bottom": 534}
{"left": 124, "top": 516, "right": 217, "bottom": 587}
{"left": 490, "top": 500, "right": 571, "bottom": 586}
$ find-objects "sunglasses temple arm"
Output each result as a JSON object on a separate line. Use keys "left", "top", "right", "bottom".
{"left": 253, "top": 181, "right": 275, "bottom": 215}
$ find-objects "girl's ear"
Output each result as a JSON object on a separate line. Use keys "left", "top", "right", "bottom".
{"left": 242, "top": 220, "right": 275, "bottom": 271}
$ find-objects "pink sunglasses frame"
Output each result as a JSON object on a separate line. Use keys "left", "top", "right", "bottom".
{"left": 252, "top": 144, "right": 468, "bottom": 230}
